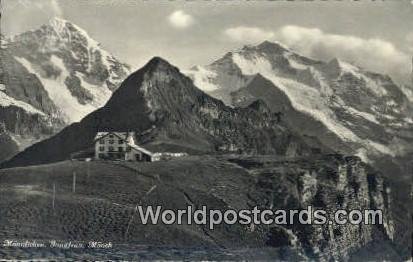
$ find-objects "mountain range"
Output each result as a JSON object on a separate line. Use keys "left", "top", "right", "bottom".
{"left": 186, "top": 41, "right": 413, "bottom": 163}
{"left": 1, "top": 18, "right": 412, "bottom": 172}
{"left": 0, "top": 18, "right": 411, "bottom": 260}
{"left": 0, "top": 17, "right": 130, "bottom": 161}
{"left": 1, "top": 56, "right": 328, "bottom": 168}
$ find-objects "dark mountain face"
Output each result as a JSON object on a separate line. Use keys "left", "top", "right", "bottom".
{"left": 1, "top": 57, "right": 327, "bottom": 168}
{"left": 0, "top": 123, "right": 18, "bottom": 163}
{"left": 232, "top": 74, "right": 355, "bottom": 156}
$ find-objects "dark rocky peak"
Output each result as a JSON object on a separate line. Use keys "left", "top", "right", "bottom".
{"left": 106, "top": 56, "right": 206, "bottom": 118}
{"left": 142, "top": 56, "right": 182, "bottom": 75}
{"left": 210, "top": 52, "right": 234, "bottom": 67}
{"left": 237, "top": 41, "right": 289, "bottom": 57}
{"left": 322, "top": 57, "right": 348, "bottom": 78}
{"left": 250, "top": 73, "right": 271, "bottom": 84}
{"left": 119, "top": 56, "right": 189, "bottom": 93}
{"left": 326, "top": 57, "right": 341, "bottom": 70}
{"left": 255, "top": 40, "right": 289, "bottom": 54}
{"left": 246, "top": 99, "right": 271, "bottom": 114}
{"left": 325, "top": 57, "right": 361, "bottom": 74}
{"left": 209, "top": 52, "right": 245, "bottom": 77}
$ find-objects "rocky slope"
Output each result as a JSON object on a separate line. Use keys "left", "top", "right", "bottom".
{"left": 1, "top": 57, "right": 328, "bottom": 168}
{"left": 0, "top": 18, "right": 130, "bottom": 160}
{"left": 186, "top": 41, "right": 413, "bottom": 166}
{"left": 0, "top": 155, "right": 400, "bottom": 260}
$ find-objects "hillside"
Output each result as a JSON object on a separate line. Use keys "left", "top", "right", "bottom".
{"left": 0, "top": 155, "right": 403, "bottom": 260}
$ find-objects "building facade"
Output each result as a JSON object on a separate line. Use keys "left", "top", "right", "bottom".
{"left": 94, "top": 132, "right": 155, "bottom": 162}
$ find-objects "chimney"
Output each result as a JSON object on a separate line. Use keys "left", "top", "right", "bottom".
{"left": 126, "top": 132, "right": 136, "bottom": 145}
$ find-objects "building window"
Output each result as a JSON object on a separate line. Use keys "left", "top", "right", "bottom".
{"left": 109, "top": 135, "right": 114, "bottom": 138}
{"left": 119, "top": 139, "right": 124, "bottom": 144}
{"left": 109, "top": 140, "right": 114, "bottom": 144}
{"left": 99, "top": 140, "right": 104, "bottom": 144}
{"left": 118, "top": 147, "right": 123, "bottom": 152}
{"left": 98, "top": 153, "right": 105, "bottom": 158}
{"left": 108, "top": 146, "right": 115, "bottom": 152}
{"left": 126, "top": 146, "right": 131, "bottom": 152}
{"left": 99, "top": 146, "right": 105, "bottom": 151}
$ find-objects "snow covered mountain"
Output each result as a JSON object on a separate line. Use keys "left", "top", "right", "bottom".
{"left": 0, "top": 18, "right": 130, "bottom": 161}
{"left": 6, "top": 17, "right": 130, "bottom": 122}
{"left": 186, "top": 41, "right": 413, "bottom": 166}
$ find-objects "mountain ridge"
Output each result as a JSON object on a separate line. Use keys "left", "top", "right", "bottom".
{"left": 186, "top": 40, "right": 413, "bottom": 164}
{"left": 1, "top": 56, "right": 328, "bottom": 168}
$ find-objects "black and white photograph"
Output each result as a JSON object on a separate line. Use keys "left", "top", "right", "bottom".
{"left": 0, "top": 0, "right": 412, "bottom": 261}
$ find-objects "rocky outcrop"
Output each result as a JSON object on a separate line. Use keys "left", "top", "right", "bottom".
{"left": 231, "top": 154, "right": 396, "bottom": 260}
{"left": 64, "top": 73, "right": 94, "bottom": 105}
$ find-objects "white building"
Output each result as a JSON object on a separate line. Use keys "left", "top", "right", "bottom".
{"left": 94, "top": 131, "right": 158, "bottom": 162}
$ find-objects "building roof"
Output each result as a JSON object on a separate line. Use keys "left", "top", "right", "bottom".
{"left": 94, "top": 132, "right": 130, "bottom": 141}
{"left": 95, "top": 131, "right": 154, "bottom": 157}
{"left": 129, "top": 144, "right": 154, "bottom": 156}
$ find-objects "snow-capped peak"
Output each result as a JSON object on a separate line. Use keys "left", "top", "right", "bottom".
{"left": 46, "top": 17, "right": 103, "bottom": 52}
{"left": 48, "top": 17, "right": 72, "bottom": 34}
{"left": 6, "top": 17, "right": 131, "bottom": 123}
{"left": 187, "top": 41, "right": 412, "bottom": 162}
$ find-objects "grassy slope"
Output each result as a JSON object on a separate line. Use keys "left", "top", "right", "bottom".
{"left": 1, "top": 157, "right": 299, "bottom": 260}
{"left": 0, "top": 156, "right": 406, "bottom": 260}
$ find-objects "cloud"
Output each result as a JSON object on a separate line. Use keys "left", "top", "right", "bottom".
{"left": 168, "top": 10, "right": 194, "bottom": 29}
{"left": 224, "top": 26, "right": 275, "bottom": 44}
{"left": 224, "top": 25, "right": 410, "bottom": 83}
{"left": 406, "top": 32, "right": 413, "bottom": 52}
{"left": 274, "top": 25, "right": 410, "bottom": 83}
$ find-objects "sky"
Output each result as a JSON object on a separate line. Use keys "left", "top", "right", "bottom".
{"left": 2, "top": 0, "right": 413, "bottom": 84}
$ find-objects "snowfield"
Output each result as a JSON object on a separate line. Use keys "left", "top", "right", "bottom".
{"left": 0, "top": 88, "right": 46, "bottom": 116}
{"left": 15, "top": 56, "right": 97, "bottom": 122}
